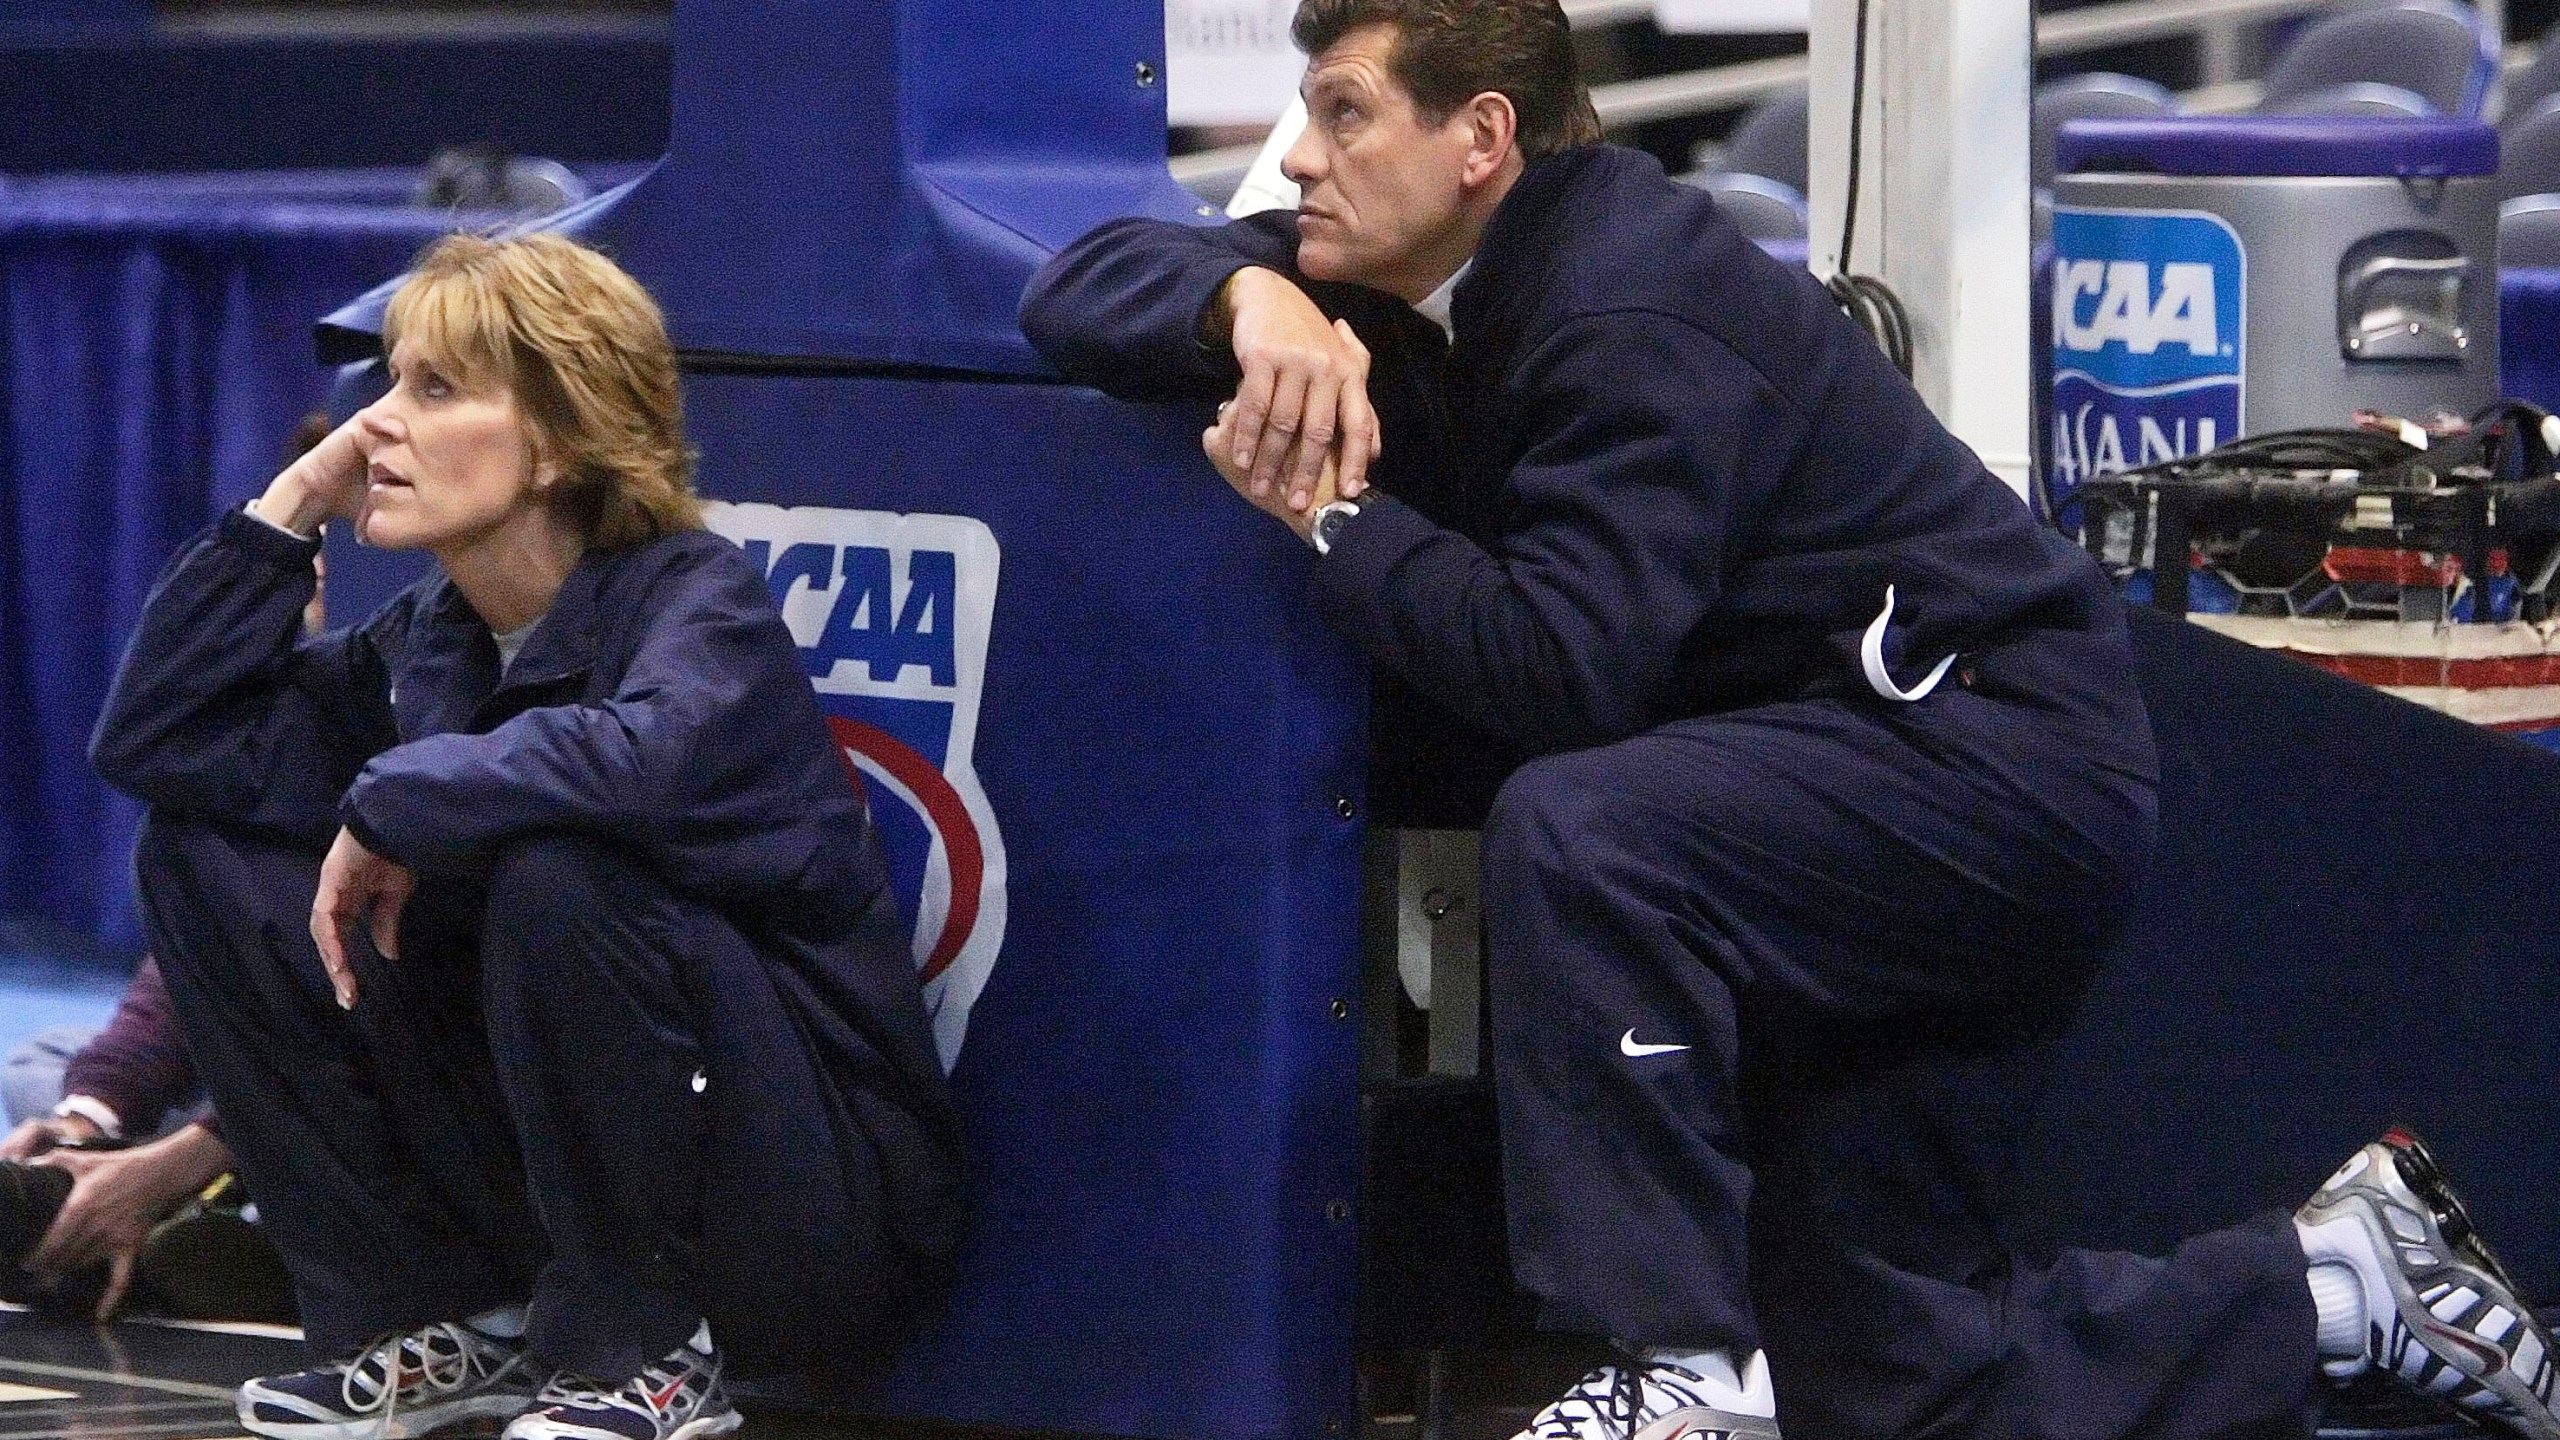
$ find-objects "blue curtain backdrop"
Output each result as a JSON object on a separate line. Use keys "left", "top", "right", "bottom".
{"left": 0, "top": 174, "right": 470, "bottom": 953}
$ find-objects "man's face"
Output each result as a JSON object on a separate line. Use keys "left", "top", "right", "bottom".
{"left": 1283, "top": 24, "right": 1479, "bottom": 296}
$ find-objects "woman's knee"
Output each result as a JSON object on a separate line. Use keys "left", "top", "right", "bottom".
{"left": 480, "top": 832, "right": 691, "bottom": 1001}
{"left": 131, "top": 811, "right": 319, "bottom": 951}
{"left": 130, "top": 809, "right": 228, "bottom": 909}
{"left": 478, "top": 833, "right": 714, "bottom": 1091}
{"left": 483, "top": 832, "right": 646, "bottom": 935}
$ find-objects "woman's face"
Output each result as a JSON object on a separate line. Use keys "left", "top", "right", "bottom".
{"left": 352, "top": 337, "right": 555, "bottom": 554}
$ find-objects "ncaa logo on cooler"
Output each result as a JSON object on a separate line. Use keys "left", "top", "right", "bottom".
{"left": 2050, "top": 206, "right": 2245, "bottom": 494}
{"left": 704, "top": 501, "right": 1007, "bottom": 1074}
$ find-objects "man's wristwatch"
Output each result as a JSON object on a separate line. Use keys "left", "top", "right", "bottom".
{"left": 1309, "top": 499, "right": 1362, "bottom": 556}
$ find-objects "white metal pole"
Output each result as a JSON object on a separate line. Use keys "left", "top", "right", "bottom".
{"left": 1808, "top": 0, "right": 2037, "bottom": 501}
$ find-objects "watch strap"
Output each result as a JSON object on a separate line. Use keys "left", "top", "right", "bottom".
{"left": 1310, "top": 499, "right": 1362, "bottom": 556}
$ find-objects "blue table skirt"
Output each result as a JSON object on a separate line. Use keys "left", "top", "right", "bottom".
{"left": 2502, "top": 265, "right": 2560, "bottom": 410}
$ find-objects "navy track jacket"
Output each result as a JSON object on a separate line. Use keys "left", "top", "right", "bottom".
{"left": 90, "top": 508, "right": 965, "bottom": 1287}
{"left": 1022, "top": 144, "right": 2154, "bottom": 768}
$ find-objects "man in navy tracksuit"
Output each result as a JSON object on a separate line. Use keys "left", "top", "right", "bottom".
{"left": 1020, "top": 4, "right": 2560, "bottom": 1440}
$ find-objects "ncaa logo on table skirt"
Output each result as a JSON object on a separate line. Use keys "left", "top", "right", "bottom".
{"left": 2050, "top": 206, "right": 2245, "bottom": 491}
{"left": 705, "top": 501, "right": 1007, "bottom": 1073}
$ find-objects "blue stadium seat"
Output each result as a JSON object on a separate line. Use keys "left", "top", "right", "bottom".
{"left": 1716, "top": 86, "right": 1810, "bottom": 195}
{"left": 2500, "top": 192, "right": 2560, "bottom": 266}
{"left": 1673, "top": 169, "right": 1808, "bottom": 241}
{"left": 2257, "top": 0, "right": 2495, "bottom": 119}
{"left": 2034, "top": 73, "right": 2178, "bottom": 190}
{"left": 2499, "top": 93, "right": 2560, "bottom": 200}
{"left": 2260, "top": 79, "right": 2438, "bottom": 116}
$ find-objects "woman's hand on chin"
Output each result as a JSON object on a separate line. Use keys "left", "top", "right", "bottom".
{"left": 309, "top": 825, "right": 415, "bottom": 1009}
{"left": 252, "top": 415, "right": 371, "bottom": 538}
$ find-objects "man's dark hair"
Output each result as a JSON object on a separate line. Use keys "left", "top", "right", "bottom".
{"left": 1291, "top": 0, "right": 1602, "bottom": 160}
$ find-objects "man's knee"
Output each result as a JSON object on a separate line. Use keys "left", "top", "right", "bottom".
{"left": 1479, "top": 750, "right": 1659, "bottom": 1013}
{"left": 1483, "top": 747, "right": 1631, "bottom": 885}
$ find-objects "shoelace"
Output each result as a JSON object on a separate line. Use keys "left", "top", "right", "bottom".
{"left": 536, "top": 1350, "right": 704, "bottom": 1429}
{"left": 537, "top": 1371, "right": 614, "bottom": 1407}
{"left": 1529, "top": 1360, "right": 1647, "bottom": 1440}
{"left": 336, "top": 1323, "right": 478, "bottom": 1440}
{"left": 1532, "top": 1355, "right": 1732, "bottom": 1440}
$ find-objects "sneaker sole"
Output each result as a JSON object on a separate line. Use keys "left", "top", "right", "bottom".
{"left": 238, "top": 1389, "right": 536, "bottom": 1440}
{"left": 505, "top": 1409, "right": 742, "bottom": 1440}
{"left": 671, "top": 1413, "right": 744, "bottom": 1440}
{"left": 1636, "top": 1408, "right": 1782, "bottom": 1440}
{"left": 2309, "top": 1128, "right": 2560, "bottom": 1440}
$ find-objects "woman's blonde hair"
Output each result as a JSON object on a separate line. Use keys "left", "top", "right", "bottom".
{"left": 382, "top": 232, "right": 701, "bottom": 549}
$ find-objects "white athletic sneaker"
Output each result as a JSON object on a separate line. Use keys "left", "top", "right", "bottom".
{"left": 1512, "top": 1357, "right": 1783, "bottom": 1440}
{"left": 237, "top": 1319, "right": 544, "bottom": 1440}
{"left": 2296, "top": 1126, "right": 2559, "bottom": 1440}
{"left": 501, "top": 1325, "right": 740, "bottom": 1440}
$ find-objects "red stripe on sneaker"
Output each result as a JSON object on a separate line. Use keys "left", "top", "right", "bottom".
{"left": 2425, "top": 1323, "right": 2508, "bottom": 1377}
{"left": 650, "top": 1375, "right": 689, "bottom": 1411}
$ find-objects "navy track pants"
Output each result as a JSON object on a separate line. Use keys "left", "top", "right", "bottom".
{"left": 1481, "top": 691, "right": 2321, "bottom": 1440}
{"left": 132, "top": 813, "right": 896, "bottom": 1381}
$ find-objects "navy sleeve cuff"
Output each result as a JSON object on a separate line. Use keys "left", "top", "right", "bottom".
{"left": 1188, "top": 258, "right": 1255, "bottom": 354}
{"left": 1310, "top": 494, "right": 1440, "bottom": 632}
{"left": 217, "top": 504, "right": 324, "bottom": 570}
{"left": 1180, "top": 256, "right": 1258, "bottom": 372}
{"left": 337, "top": 791, "right": 399, "bottom": 862}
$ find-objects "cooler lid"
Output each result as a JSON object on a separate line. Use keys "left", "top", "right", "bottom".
{"left": 2057, "top": 116, "right": 2497, "bottom": 179}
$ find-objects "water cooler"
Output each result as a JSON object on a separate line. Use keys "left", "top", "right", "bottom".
{"left": 2050, "top": 116, "right": 2500, "bottom": 487}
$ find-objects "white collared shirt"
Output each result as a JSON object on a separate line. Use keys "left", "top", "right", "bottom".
{"left": 1413, "top": 260, "right": 1472, "bottom": 342}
